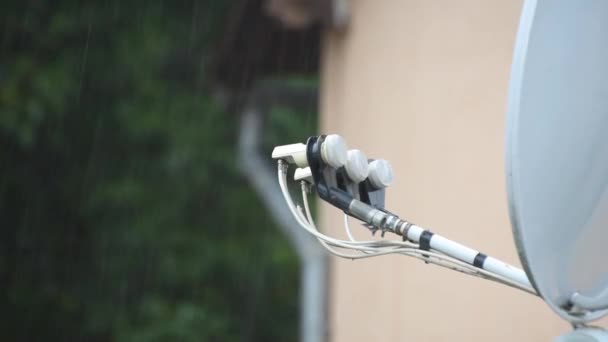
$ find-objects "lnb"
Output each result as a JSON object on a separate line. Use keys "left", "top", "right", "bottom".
{"left": 344, "top": 149, "right": 369, "bottom": 183}
{"left": 368, "top": 159, "right": 393, "bottom": 189}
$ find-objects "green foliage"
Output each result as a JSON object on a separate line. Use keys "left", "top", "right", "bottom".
{"left": 0, "top": 1, "right": 313, "bottom": 341}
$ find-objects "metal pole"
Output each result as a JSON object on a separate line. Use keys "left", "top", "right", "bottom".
{"left": 238, "top": 102, "right": 327, "bottom": 342}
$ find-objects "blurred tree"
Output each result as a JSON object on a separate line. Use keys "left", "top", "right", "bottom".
{"left": 0, "top": 1, "right": 317, "bottom": 341}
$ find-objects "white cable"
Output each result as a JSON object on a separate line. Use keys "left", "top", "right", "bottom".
{"left": 299, "top": 181, "right": 395, "bottom": 258}
{"left": 283, "top": 162, "right": 507, "bottom": 279}
{"left": 344, "top": 214, "right": 357, "bottom": 242}
{"left": 343, "top": 213, "right": 375, "bottom": 255}
{"left": 284, "top": 162, "right": 510, "bottom": 277}
{"left": 300, "top": 182, "right": 360, "bottom": 255}
{"left": 277, "top": 161, "right": 537, "bottom": 295}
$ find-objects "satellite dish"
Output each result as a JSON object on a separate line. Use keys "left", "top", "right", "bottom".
{"left": 506, "top": 0, "right": 608, "bottom": 323}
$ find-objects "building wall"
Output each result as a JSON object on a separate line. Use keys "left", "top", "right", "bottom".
{"left": 319, "top": 1, "right": 571, "bottom": 340}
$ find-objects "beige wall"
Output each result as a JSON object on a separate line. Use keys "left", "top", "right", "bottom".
{"left": 319, "top": 1, "right": 571, "bottom": 341}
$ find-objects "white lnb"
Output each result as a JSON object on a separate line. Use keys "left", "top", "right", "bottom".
{"left": 368, "top": 159, "right": 393, "bottom": 189}
{"left": 345, "top": 150, "right": 369, "bottom": 183}
{"left": 321, "top": 134, "right": 347, "bottom": 168}
{"left": 294, "top": 167, "right": 313, "bottom": 182}
{"left": 272, "top": 143, "right": 309, "bottom": 167}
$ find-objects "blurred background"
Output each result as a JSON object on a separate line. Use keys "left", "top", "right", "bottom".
{"left": 0, "top": 1, "right": 590, "bottom": 341}
{"left": 1, "top": 0, "right": 326, "bottom": 341}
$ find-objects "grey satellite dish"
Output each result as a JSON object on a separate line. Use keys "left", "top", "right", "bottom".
{"left": 506, "top": 0, "right": 608, "bottom": 324}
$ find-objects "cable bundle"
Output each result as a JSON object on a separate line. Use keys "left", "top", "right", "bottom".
{"left": 278, "top": 160, "right": 537, "bottom": 296}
